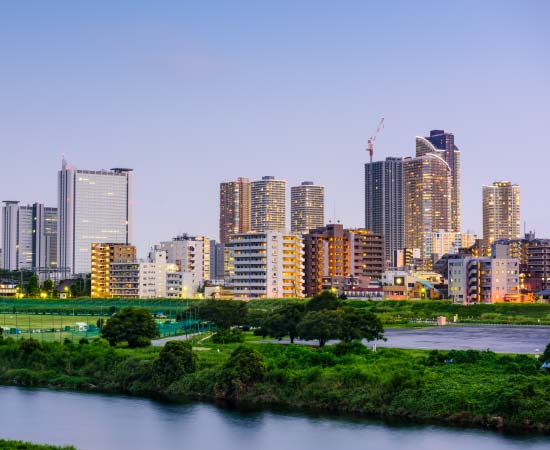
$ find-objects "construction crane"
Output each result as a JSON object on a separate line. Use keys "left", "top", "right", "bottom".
{"left": 367, "top": 117, "right": 385, "bottom": 163}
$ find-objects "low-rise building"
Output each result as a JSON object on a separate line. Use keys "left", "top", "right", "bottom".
{"left": 448, "top": 257, "right": 520, "bottom": 304}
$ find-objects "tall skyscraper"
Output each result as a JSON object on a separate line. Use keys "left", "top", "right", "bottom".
{"left": 404, "top": 138, "right": 453, "bottom": 263}
{"left": 219, "top": 177, "right": 251, "bottom": 244}
{"left": 365, "top": 157, "right": 404, "bottom": 266}
{"left": 425, "top": 129, "right": 461, "bottom": 232}
{"left": 291, "top": 181, "right": 324, "bottom": 234}
{"left": 482, "top": 181, "right": 521, "bottom": 252}
{"left": 2, "top": 201, "right": 57, "bottom": 271}
{"left": 58, "top": 159, "right": 133, "bottom": 275}
{"left": 251, "top": 176, "right": 286, "bottom": 233}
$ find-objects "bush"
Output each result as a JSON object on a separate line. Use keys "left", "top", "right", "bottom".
{"left": 19, "top": 339, "right": 41, "bottom": 355}
{"left": 152, "top": 341, "right": 197, "bottom": 388}
{"left": 101, "top": 307, "right": 159, "bottom": 348}
{"left": 212, "top": 328, "right": 244, "bottom": 344}
{"left": 215, "top": 346, "right": 267, "bottom": 399}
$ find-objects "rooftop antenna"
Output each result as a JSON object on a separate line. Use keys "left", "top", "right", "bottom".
{"left": 367, "top": 117, "right": 385, "bottom": 163}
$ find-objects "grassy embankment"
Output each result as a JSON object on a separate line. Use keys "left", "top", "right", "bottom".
{"left": 3, "top": 297, "right": 550, "bottom": 327}
{"left": 1, "top": 332, "right": 550, "bottom": 433}
{"left": 0, "top": 439, "right": 75, "bottom": 449}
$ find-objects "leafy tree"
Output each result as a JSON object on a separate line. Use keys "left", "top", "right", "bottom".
{"left": 543, "top": 343, "right": 550, "bottom": 362}
{"left": 101, "top": 307, "right": 159, "bottom": 348}
{"left": 338, "top": 308, "right": 384, "bottom": 343}
{"left": 19, "top": 339, "right": 41, "bottom": 354}
{"left": 215, "top": 346, "right": 267, "bottom": 399}
{"left": 254, "top": 302, "right": 306, "bottom": 343}
{"left": 306, "top": 291, "right": 342, "bottom": 312}
{"left": 152, "top": 341, "right": 197, "bottom": 388}
{"left": 26, "top": 275, "right": 40, "bottom": 297}
{"left": 297, "top": 310, "right": 343, "bottom": 347}
{"left": 42, "top": 279, "right": 54, "bottom": 297}
{"left": 198, "top": 300, "right": 247, "bottom": 329}
{"left": 96, "top": 318, "right": 105, "bottom": 330}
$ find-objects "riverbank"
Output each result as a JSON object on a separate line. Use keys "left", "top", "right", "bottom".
{"left": 0, "top": 439, "right": 75, "bottom": 449}
{"left": 1, "top": 334, "right": 549, "bottom": 434}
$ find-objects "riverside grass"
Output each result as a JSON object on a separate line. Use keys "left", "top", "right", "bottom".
{"left": 2, "top": 297, "right": 550, "bottom": 326}
{"left": 0, "top": 439, "right": 75, "bottom": 449}
{"left": 1, "top": 334, "right": 550, "bottom": 433}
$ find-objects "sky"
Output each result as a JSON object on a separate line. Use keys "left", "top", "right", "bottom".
{"left": 1, "top": 0, "right": 549, "bottom": 256}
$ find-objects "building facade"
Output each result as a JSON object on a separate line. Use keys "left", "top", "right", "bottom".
{"left": 219, "top": 177, "right": 251, "bottom": 244}
{"left": 425, "top": 130, "right": 461, "bottom": 232}
{"left": 251, "top": 176, "right": 286, "bottom": 233}
{"left": 227, "top": 231, "right": 304, "bottom": 299}
{"left": 291, "top": 181, "right": 324, "bottom": 235}
{"left": 303, "top": 224, "right": 385, "bottom": 296}
{"left": 90, "top": 243, "right": 137, "bottom": 298}
{"left": 2, "top": 201, "right": 57, "bottom": 272}
{"left": 58, "top": 159, "right": 133, "bottom": 275}
{"left": 364, "top": 157, "right": 404, "bottom": 266}
{"left": 482, "top": 181, "right": 520, "bottom": 254}
{"left": 159, "top": 234, "right": 210, "bottom": 289}
{"left": 209, "top": 240, "right": 226, "bottom": 281}
{"left": 448, "top": 257, "right": 520, "bottom": 304}
{"left": 404, "top": 138, "right": 453, "bottom": 264}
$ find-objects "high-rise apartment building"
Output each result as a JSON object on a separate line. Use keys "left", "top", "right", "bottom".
{"left": 291, "top": 181, "right": 324, "bottom": 235}
{"left": 90, "top": 243, "right": 137, "bottom": 298}
{"left": 365, "top": 157, "right": 404, "bottom": 266}
{"left": 159, "top": 234, "right": 210, "bottom": 289}
{"left": 251, "top": 176, "right": 286, "bottom": 233}
{"left": 425, "top": 130, "right": 461, "bottom": 232}
{"left": 58, "top": 159, "right": 133, "bottom": 275}
{"left": 2, "top": 201, "right": 57, "bottom": 271}
{"left": 303, "top": 224, "right": 385, "bottom": 296}
{"left": 219, "top": 177, "right": 251, "bottom": 244}
{"left": 482, "top": 181, "right": 520, "bottom": 253}
{"left": 404, "top": 138, "right": 453, "bottom": 263}
{"left": 227, "top": 231, "right": 304, "bottom": 299}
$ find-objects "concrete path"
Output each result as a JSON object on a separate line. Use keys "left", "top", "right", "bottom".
{"left": 152, "top": 332, "right": 206, "bottom": 347}
{"left": 371, "top": 325, "right": 550, "bottom": 354}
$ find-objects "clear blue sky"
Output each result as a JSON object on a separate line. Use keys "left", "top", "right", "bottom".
{"left": 1, "top": 1, "right": 548, "bottom": 255}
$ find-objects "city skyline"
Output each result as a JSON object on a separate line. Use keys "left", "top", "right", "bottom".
{"left": 0, "top": 2, "right": 548, "bottom": 255}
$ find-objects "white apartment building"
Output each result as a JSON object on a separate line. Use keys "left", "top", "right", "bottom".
{"left": 448, "top": 257, "right": 520, "bottom": 304}
{"left": 227, "top": 231, "right": 304, "bottom": 299}
{"left": 425, "top": 230, "right": 477, "bottom": 261}
{"left": 138, "top": 248, "right": 195, "bottom": 298}
{"left": 159, "top": 234, "right": 210, "bottom": 290}
{"left": 58, "top": 159, "right": 133, "bottom": 275}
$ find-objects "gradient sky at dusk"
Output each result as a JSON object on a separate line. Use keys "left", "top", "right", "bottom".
{"left": 1, "top": 1, "right": 549, "bottom": 255}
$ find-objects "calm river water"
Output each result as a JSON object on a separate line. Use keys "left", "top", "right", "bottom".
{"left": 0, "top": 386, "right": 549, "bottom": 450}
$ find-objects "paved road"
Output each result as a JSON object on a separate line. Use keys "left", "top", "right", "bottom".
{"left": 373, "top": 326, "right": 550, "bottom": 354}
{"left": 152, "top": 332, "right": 203, "bottom": 347}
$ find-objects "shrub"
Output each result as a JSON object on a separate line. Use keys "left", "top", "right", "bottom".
{"left": 19, "top": 339, "right": 41, "bottom": 355}
{"left": 212, "top": 328, "right": 244, "bottom": 344}
{"left": 152, "top": 341, "right": 197, "bottom": 388}
{"left": 215, "top": 346, "right": 267, "bottom": 399}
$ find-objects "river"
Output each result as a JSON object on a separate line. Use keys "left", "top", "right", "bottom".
{"left": 0, "top": 386, "right": 548, "bottom": 450}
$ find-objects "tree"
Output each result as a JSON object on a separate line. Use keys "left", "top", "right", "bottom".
{"left": 26, "top": 275, "right": 40, "bottom": 297}
{"left": 338, "top": 308, "right": 384, "bottom": 343}
{"left": 306, "top": 291, "right": 342, "bottom": 312}
{"left": 198, "top": 300, "right": 247, "bottom": 329}
{"left": 42, "top": 279, "right": 54, "bottom": 297}
{"left": 543, "top": 343, "right": 550, "bottom": 362}
{"left": 255, "top": 302, "right": 306, "bottom": 343}
{"left": 215, "top": 346, "right": 267, "bottom": 399}
{"left": 152, "top": 341, "right": 197, "bottom": 388}
{"left": 101, "top": 307, "right": 159, "bottom": 348}
{"left": 297, "top": 310, "right": 343, "bottom": 347}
